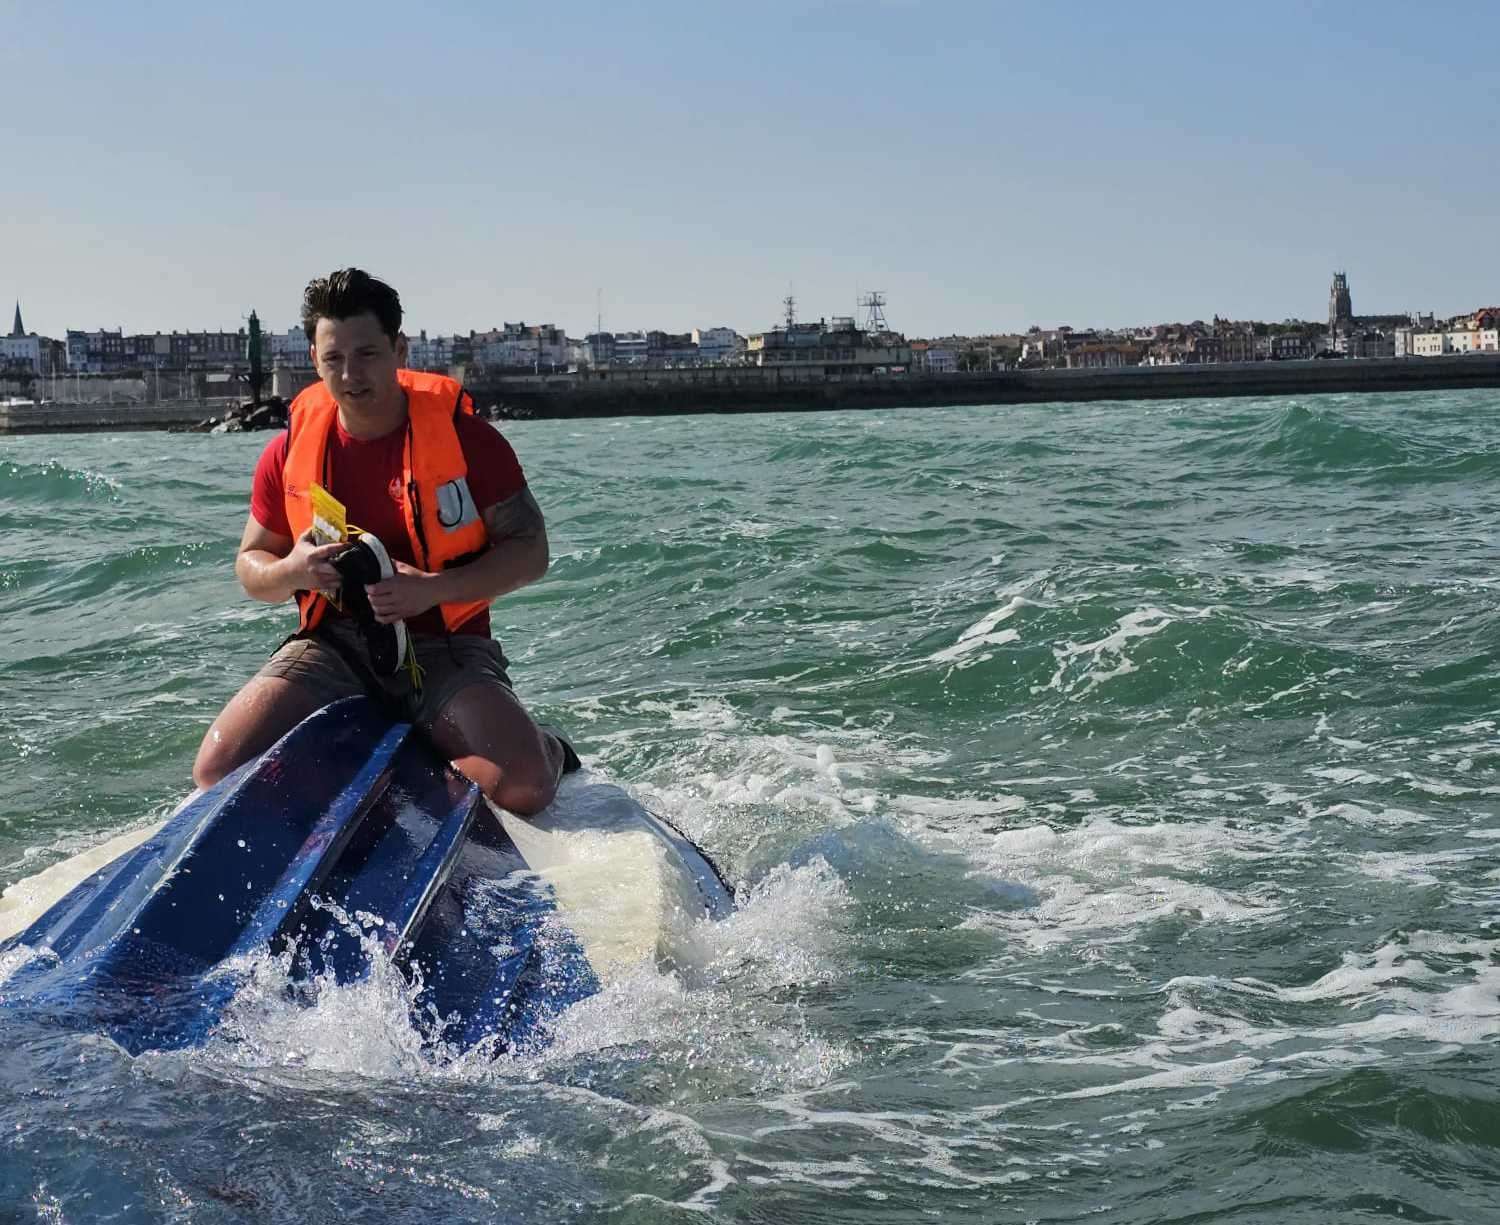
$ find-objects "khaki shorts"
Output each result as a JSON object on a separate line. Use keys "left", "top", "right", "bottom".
{"left": 257, "top": 619, "right": 514, "bottom": 727}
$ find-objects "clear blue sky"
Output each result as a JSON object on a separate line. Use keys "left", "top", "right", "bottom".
{"left": 3, "top": 1, "right": 1496, "bottom": 339}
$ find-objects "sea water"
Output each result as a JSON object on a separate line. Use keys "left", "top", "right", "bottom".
{"left": 1, "top": 391, "right": 1498, "bottom": 1222}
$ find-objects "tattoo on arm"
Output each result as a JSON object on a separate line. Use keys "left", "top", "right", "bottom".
{"left": 482, "top": 488, "right": 545, "bottom": 544}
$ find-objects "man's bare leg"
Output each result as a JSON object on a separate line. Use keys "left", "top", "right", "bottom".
{"left": 192, "top": 675, "right": 331, "bottom": 790}
{"left": 422, "top": 682, "right": 563, "bottom": 816}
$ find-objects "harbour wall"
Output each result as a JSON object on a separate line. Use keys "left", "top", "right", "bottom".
{"left": 0, "top": 399, "right": 231, "bottom": 435}
{"left": 473, "top": 355, "right": 1500, "bottom": 418}
{"left": 3, "top": 356, "right": 1499, "bottom": 434}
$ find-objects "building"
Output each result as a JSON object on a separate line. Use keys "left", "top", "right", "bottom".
{"left": 1019, "top": 328, "right": 1069, "bottom": 365}
{"left": 585, "top": 332, "right": 616, "bottom": 367}
{"left": 1256, "top": 333, "right": 1316, "bottom": 361}
{"left": 911, "top": 340, "right": 959, "bottom": 373}
{"left": 1412, "top": 331, "right": 1449, "bottom": 356}
{"left": 927, "top": 346, "right": 959, "bottom": 374}
{"left": 65, "top": 327, "right": 246, "bottom": 373}
{"left": 692, "top": 326, "right": 744, "bottom": 365}
{"left": 406, "top": 330, "right": 454, "bottom": 372}
{"left": 265, "top": 326, "right": 314, "bottom": 370}
{"left": 612, "top": 331, "right": 648, "bottom": 365}
{"left": 1065, "top": 343, "right": 1137, "bottom": 369}
{"left": 0, "top": 302, "right": 64, "bottom": 374}
{"left": 472, "top": 322, "right": 568, "bottom": 371}
{"left": 1443, "top": 328, "right": 1497, "bottom": 354}
{"left": 654, "top": 331, "right": 699, "bottom": 366}
{"left": 1328, "top": 271, "right": 1353, "bottom": 337}
{"left": 746, "top": 318, "right": 911, "bottom": 375}
{"left": 1335, "top": 329, "right": 1395, "bottom": 359}
{"left": 66, "top": 329, "right": 126, "bottom": 373}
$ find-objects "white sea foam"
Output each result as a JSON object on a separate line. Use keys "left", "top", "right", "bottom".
{"left": 928, "top": 596, "right": 1031, "bottom": 666}
{"left": 914, "top": 816, "right": 1284, "bottom": 952}
{"left": 634, "top": 696, "right": 742, "bottom": 731}
{"left": 949, "top": 935, "right": 1500, "bottom": 1117}
{"left": 1154, "top": 933, "right": 1500, "bottom": 1055}
{"left": 1320, "top": 801, "right": 1428, "bottom": 828}
{"left": 525, "top": 856, "right": 854, "bottom": 1090}
{"left": 1354, "top": 849, "right": 1476, "bottom": 886}
{"left": 0, "top": 941, "right": 50, "bottom": 986}
{"left": 1037, "top": 607, "right": 1176, "bottom": 697}
{"left": 185, "top": 850, "right": 853, "bottom": 1099}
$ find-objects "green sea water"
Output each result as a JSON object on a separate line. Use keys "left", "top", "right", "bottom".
{"left": 2, "top": 391, "right": 1499, "bottom": 1222}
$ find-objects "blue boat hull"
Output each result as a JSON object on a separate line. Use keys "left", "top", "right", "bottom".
{"left": 0, "top": 697, "right": 710, "bottom": 1056}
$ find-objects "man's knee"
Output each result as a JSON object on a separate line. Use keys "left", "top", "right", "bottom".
{"left": 454, "top": 743, "right": 558, "bottom": 816}
{"left": 192, "top": 735, "right": 233, "bottom": 791}
{"left": 499, "top": 763, "right": 557, "bottom": 816}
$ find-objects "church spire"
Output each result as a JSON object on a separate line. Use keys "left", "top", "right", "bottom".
{"left": 9, "top": 302, "right": 23, "bottom": 338}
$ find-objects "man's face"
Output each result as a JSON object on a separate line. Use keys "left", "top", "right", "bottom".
{"left": 310, "top": 312, "right": 407, "bottom": 413}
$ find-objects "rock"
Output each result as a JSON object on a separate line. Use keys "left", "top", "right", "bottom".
{"left": 246, "top": 403, "right": 287, "bottom": 430}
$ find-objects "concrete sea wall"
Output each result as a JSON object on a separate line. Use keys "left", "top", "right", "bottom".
{"left": 0, "top": 400, "right": 231, "bottom": 435}
{"left": 4, "top": 356, "right": 1498, "bottom": 434}
{"left": 473, "top": 355, "right": 1500, "bottom": 419}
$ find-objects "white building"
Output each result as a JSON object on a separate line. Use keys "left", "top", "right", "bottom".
{"left": 746, "top": 321, "right": 911, "bottom": 374}
{"left": 613, "top": 331, "right": 649, "bottom": 364}
{"left": 1413, "top": 325, "right": 1500, "bottom": 355}
{"left": 925, "top": 346, "right": 958, "bottom": 373}
{"left": 0, "top": 333, "right": 44, "bottom": 373}
{"left": 473, "top": 323, "right": 568, "bottom": 371}
{"left": 692, "top": 327, "right": 744, "bottom": 365}
{"left": 406, "top": 331, "right": 454, "bottom": 372}
{"left": 265, "top": 326, "right": 314, "bottom": 369}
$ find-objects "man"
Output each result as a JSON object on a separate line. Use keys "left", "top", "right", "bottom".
{"left": 193, "top": 268, "right": 565, "bottom": 814}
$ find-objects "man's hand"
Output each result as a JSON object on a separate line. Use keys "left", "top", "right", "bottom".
{"left": 286, "top": 528, "right": 347, "bottom": 593}
{"left": 237, "top": 516, "right": 349, "bottom": 605}
{"left": 366, "top": 561, "right": 440, "bottom": 624}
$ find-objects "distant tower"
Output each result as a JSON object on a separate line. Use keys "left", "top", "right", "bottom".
{"left": 247, "top": 311, "right": 265, "bottom": 406}
{"left": 9, "top": 302, "right": 23, "bottom": 338}
{"left": 1328, "top": 272, "right": 1353, "bottom": 335}
{"left": 860, "top": 291, "right": 889, "bottom": 333}
{"left": 783, "top": 293, "right": 796, "bottom": 331}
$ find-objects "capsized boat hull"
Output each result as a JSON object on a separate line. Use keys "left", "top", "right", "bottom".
{"left": 0, "top": 697, "right": 731, "bottom": 1055}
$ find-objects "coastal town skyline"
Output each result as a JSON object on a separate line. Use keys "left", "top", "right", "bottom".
{"left": 4, "top": 3, "right": 1497, "bottom": 340}
{"left": 4, "top": 273, "right": 1493, "bottom": 353}
{"left": 5, "top": 270, "right": 1496, "bottom": 384}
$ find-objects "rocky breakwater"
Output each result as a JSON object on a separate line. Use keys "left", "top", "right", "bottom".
{"left": 179, "top": 398, "right": 289, "bottom": 434}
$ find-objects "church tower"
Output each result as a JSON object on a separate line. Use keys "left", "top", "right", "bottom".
{"left": 1328, "top": 272, "right": 1353, "bottom": 335}
{"left": 9, "top": 302, "right": 23, "bottom": 338}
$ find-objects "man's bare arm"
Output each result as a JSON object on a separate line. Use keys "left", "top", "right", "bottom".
{"left": 234, "top": 515, "right": 344, "bottom": 604}
{"left": 365, "top": 487, "right": 549, "bottom": 623}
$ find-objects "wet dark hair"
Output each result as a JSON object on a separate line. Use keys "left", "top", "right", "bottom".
{"left": 301, "top": 268, "right": 403, "bottom": 343}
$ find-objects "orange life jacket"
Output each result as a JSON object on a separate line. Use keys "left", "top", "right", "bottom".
{"left": 283, "top": 369, "right": 490, "bottom": 634}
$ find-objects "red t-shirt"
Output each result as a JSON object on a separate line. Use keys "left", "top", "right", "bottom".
{"left": 250, "top": 413, "right": 527, "bottom": 636}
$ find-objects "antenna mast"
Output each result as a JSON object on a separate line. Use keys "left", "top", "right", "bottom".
{"left": 783, "top": 293, "right": 797, "bottom": 331}
{"left": 860, "top": 291, "right": 888, "bottom": 333}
